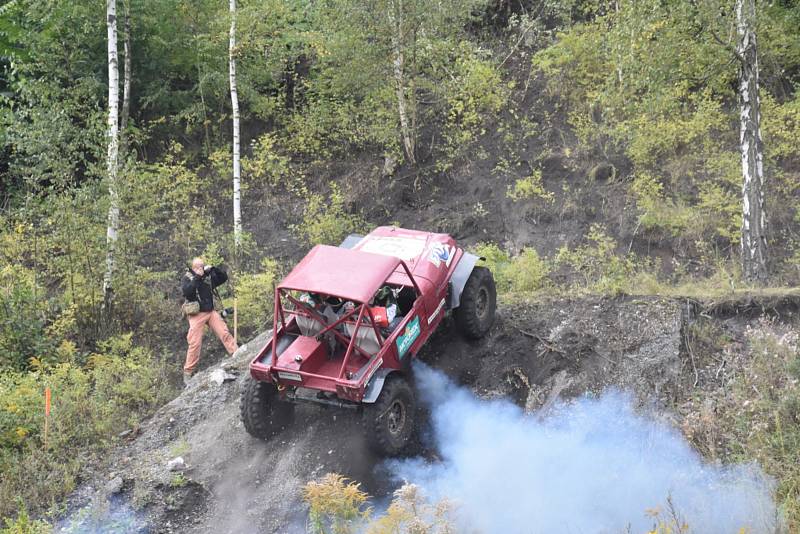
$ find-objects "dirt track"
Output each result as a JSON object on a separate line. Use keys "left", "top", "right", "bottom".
{"left": 64, "top": 296, "right": 691, "bottom": 533}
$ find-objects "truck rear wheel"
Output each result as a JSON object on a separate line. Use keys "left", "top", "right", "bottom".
{"left": 455, "top": 266, "right": 496, "bottom": 339}
{"left": 363, "top": 376, "right": 416, "bottom": 456}
{"left": 240, "top": 376, "right": 294, "bottom": 440}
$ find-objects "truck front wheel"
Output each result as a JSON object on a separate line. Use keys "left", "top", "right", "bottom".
{"left": 240, "top": 376, "right": 294, "bottom": 440}
{"left": 454, "top": 266, "right": 496, "bottom": 339}
{"left": 363, "top": 376, "right": 416, "bottom": 456}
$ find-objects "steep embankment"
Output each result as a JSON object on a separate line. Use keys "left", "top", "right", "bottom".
{"left": 62, "top": 295, "right": 796, "bottom": 532}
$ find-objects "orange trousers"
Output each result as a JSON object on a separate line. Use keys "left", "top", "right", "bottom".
{"left": 184, "top": 311, "right": 239, "bottom": 374}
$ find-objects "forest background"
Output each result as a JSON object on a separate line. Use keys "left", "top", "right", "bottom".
{"left": 1, "top": 0, "right": 800, "bottom": 529}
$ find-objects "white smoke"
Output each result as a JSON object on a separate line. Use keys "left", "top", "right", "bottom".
{"left": 385, "top": 364, "right": 778, "bottom": 534}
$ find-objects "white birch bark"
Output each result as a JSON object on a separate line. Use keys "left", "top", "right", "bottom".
{"left": 736, "top": 0, "right": 768, "bottom": 282}
{"left": 103, "top": 0, "right": 120, "bottom": 309}
{"left": 229, "top": 0, "right": 242, "bottom": 249}
{"left": 389, "top": 0, "right": 416, "bottom": 166}
{"left": 120, "top": 0, "right": 131, "bottom": 139}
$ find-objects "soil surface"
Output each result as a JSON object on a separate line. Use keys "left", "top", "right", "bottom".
{"left": 61, "top": 295, "right": 704, "bottom": 533}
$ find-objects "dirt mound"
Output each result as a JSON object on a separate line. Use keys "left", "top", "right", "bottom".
{"left": 62, "top": 297, "right": 686, "bottom": 533}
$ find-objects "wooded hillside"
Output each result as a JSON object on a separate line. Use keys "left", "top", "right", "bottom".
{"left": 1, "top": 0, "right": 800, "bottom": 530}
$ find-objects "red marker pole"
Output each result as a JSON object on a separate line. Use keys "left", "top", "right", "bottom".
{"left": 44, "top": 387, "right": 51, "bottom": 450}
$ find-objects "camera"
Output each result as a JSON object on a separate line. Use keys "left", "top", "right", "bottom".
{"left": 220, "top": 307, "right": 234, "bottom": 319}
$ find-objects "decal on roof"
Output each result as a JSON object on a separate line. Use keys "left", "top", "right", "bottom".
{"left": 358, "top": 236, "right": 426, "bottom": 262}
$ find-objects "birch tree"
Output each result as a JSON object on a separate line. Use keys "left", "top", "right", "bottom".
{"left": 229, "top": 0, "right": 242, "bottom": 249}
{"left": 388, "top": 0, "right": 416, "bottom": 166}
{"left": 103, "top": 0, "right": 120, "bottom": 310}
{"left": 229, "top": 0, "right": 241, "bottom": 342}
{"left": 120, "top": 0, "right": 131, "bottom": 144}
{"left": 736, "top": 0, "right": 768, "bottom": 282}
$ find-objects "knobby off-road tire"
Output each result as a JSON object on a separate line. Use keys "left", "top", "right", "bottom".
{"left": 454, "top": 266, "right": 496, "bottom": 339}
{"left": 363, "top": 376, "right": 416, "bottom": 456}
{"left": 240, "top": 376, "right": 295, "bottom": 440}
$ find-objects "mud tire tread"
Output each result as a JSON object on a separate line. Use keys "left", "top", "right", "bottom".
{"left": 240, "top": 376, "right": 294, "bottom": 440}
{"left": 454, "top": 266, "right": 496, "bottom": 339}
{"left": 363, "top": 376, "right": 416, "bottom": 456}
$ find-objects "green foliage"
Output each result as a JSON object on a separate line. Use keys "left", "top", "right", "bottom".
{"left": 169, "top": 473, "right": 187, "bottom": 488}
{"left": 472, "top": 243, "right": 549, "bottom": 295}
{"left": 304, "top": 474, "right": 371, "bottom": 534}
{"left": 234, "top": 258, "right": 282, "bottom": 336}
{"left": 0, "top": 505, "right": 51, "bottom": 534}
{"left": 506, "top": 169, "right": 553, "bottom": 203}
{"left": 0, "top": 335, "right": 175, "bottom": 518}
{"left": 242, "top": 133, "right": 294, "bottom": 188}
{"left": 438, "top": 46, "right": 510, "bottom": 171}
{"left": 555, "top": 224, "right": 641, "bottom": 295}
{"left": 0, "top": 266, "right": 56, "bottom": 372}
{"left": 532, "top": 0, "right": 800, "bottom": 255}
{"left": 292, "top": 183, "right": 368, "bottom": 246}
{"left": 304, "top": 474, "right": 455, "bottom": 534}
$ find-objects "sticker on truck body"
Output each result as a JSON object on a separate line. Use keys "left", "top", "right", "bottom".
{"left": 428, "top": 243, "right": 455, "bottom": 268}
{"left": 395, "top": 316, "right": 421, "bottom": 359}
{"left": 428, "top": 298, "right": 446, "bottom": 325}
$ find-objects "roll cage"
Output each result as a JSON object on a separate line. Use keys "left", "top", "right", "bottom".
{"left": 268, "top": 259, "right": 421, "bottom": 387}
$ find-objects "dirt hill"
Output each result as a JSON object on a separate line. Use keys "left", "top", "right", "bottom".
{"left": 60, "top": 294, "right": 768, "bottom": 533}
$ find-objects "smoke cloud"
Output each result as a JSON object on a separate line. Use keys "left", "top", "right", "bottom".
{"left": 385, "top": 364, "right": 778, "bottom": 534}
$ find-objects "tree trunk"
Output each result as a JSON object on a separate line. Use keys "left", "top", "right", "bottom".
{"left": 103, "top": 0, "right": 120, "bottom": 311}
{"left": 120, "top": 0, "right": 131, "bottom": 142}
{"left": 736, "top": 0, "right": 768, "bottom": 283}
{"left": 389, "top": 0, "right": 415, "bottom": 166}
{"left": 229, "top": 0, "right": 242, "bottom": 249}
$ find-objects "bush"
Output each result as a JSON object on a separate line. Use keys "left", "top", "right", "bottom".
{"left": 292, "top": 183, "right": 368, "bottom": 246}
{"left": 0, "top": 266, "right": 56, "bottom": 372}
{"left": 0, "top": 506, "right": 51, "bottom": 534}
{"left": 555, "top": 224, "right": 641, "bottom": 295}
{"left": 507, "top": 249, "right": 550, "bottom": 293}
{"left": 304, "top": 474, "right": 456, "bottom": 534}
{"left": 234, "top": 258, "right": 282, "bottom": 336}
{"left": 0, "top": 334, "right": 175, "bottom": 519}
{"left": 506, "top": 169, "right": 554, "bottom": 203}
{"left": 304, "top": 474, "right": 370, "bottom": 534}
{"left": 472, "top": 243, "right": 549, "bottom": 295}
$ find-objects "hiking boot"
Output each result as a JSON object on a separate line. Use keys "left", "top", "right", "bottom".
{"left": 183, "top": 371, "right": 193, "bottom": 387}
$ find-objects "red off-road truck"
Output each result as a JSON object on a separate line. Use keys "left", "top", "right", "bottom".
{"left": 240, "top": 226, "right": 496, "bottom": 455}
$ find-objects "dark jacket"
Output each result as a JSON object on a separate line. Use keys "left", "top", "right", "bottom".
{"left": 182, "top": 266, "right": 228, "bottom": 312}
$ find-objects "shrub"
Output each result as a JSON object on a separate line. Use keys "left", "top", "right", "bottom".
{"left": 438, "top": 47, "right": 510, "bottom": 172}
{"left": 555, "top": 224, "right": 640, "bottom": 295}
{"left": 507, "top": 249, "right": 550, "bottom": 293}
{"left": 472, "top": 243, "right": 549, "bottom": 295}
{"left": 506, "top": 169, "right": 554, "bottom": 203}
{"left": 234, "top": 258, "right": 282, "bottom": 336}
{"left": 0, "top": 266, "right": 56, "bottom": 372}
{"left": 242, "top": 133, "right": 293, "bottom": 188}
{"left": 0, "top": 334, "right": 175, "bottom": 519}
{"left": 0, "top": 506, "right": 51, "bottom": 534}
{"left": 304, "top": 474, "right": 370, "bottom": 534}
{"left": 292, "top": 183, "right": 368, "bottom": 246}
{"left": 304, "top": 474, "right": 456, "bottom": 534}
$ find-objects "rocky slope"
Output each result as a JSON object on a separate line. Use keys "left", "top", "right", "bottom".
{"left": 65, "top": 295, "right": 779, "bottom": 533}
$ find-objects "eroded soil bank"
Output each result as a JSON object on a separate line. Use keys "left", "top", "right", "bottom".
{"left": 63, "top": 295, "right": 799, "bottom": 533}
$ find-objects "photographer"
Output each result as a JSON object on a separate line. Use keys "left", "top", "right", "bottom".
{"left": 181, "top": 257, "right": 238, "bottom": 385}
